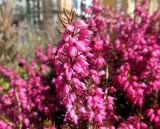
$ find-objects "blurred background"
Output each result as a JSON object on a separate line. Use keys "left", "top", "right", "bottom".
{"left": 0, "top": 0, "right": 160, "bottom": 66}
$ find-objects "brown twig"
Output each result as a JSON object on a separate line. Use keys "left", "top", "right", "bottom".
{"left": 104, "top": 65, "right": 109, "bottom": 100}
{"left": 15, "top": 88, "right": 23, "bottom": 129}
{"left": 0, "top": 114, "right": 15, "bottom": 127}
{"left": 70, "top": 10, "right": 76, "bottom": 23}
{"left": 58, "top": 15, "right": 66, "bottom": 28}
{"left": 56, "top": 8, "right": 76, "bottom": 35}
{"left": 63, "top": 9, "right": 70, "bottom": 20}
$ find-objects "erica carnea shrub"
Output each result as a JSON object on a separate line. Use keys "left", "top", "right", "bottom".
{"left": 0, "top": 0, "right": 160, "bottom": 128}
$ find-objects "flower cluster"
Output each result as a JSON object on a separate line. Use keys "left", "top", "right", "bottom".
{"left": 0, "top": 46, "right": 58, "bottom": 129}
{"left": 0, "top": 0, "right": 160, "bottom": 128}
{"left": 85, "top": 0, "right": 160, "bottom": 128}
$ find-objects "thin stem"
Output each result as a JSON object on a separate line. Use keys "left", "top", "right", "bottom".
{"left": 59, "top": 14, "right": 68, "bottom": 22}
{"left": 70, "top": 10, "right": 76, "bottom": 23}
{"left": 59, "top": 15, "right": 68, "bottom": 24}
{"left": 104, "top": 65, "right": 109, "bottom": 100}
{"left": 15, "top": 88, "right": 22, "bottom": 129}
{"left": 0, "top": 114, "right": 15, "bottom": 127}
{"left": 56, "top": 28, "right": 63, "bottom": 35}
{"left": 63, "top": 9, "right": 70, "bottom": 21}
{"left": 58, "top": 15, "right": 66, "bottom": 27}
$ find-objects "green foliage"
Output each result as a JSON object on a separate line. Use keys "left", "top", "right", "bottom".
{"left": 0, "top": 78, "right": 10, "bottom": 93}
{"left": 16, "top": 66, "right": 28, "bottom": 78}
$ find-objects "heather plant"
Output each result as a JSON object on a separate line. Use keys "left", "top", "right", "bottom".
{"left": 85, "top": 0, "right": 160, "bottom": 128}
{"left": 0, "top": 0, "right": 160, "bottom": 129}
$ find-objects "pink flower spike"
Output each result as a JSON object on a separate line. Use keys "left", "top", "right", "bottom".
{"left": 87, "top": 52, "right": 94, "bottom": 58}
{"left": 64, "top": 99, "right": 72, "bottom": 111}
{"left": 88, "top": 111, "right": 94, "bottom": 122}
{"left": 64, "top": 84, "right": 70, "bottom": 94}
{"left": 96, "top": 88, "right": 104, "bottom": 95}
{"left": 73, "top": 63, "right": 83, "bottom": 73}
{"left": 79, "top": 29, "right": 93, "bottom": 36}
{"left": 69, "top": 110, "right": 78, "bottom": 125}
{"left": 157, "top": 109, "right": 160, "bottom": 116}
{"left": 76, "top": 41, "right": 86, "bottom": 52}
{"left": 93, "top": 95, "right": 103, "bottom": 102}
{"left": 69, "top": 94, "right": 76, "bottom": 102}
{"left": 62, "top": 33, "right": 71, "bottom": 42}
{"left": 98, "top": 127, "right": 107, "bottom": 129}
{"left": 98, "top": 70, "right": 105, "bottom": 76}
{"left": 77, "top": 58, "right": 89, "bottom": 66}
{"left": 74, "top": 20, "right": 87, "bottom": 29}
{"left": 69, "top": 46, "right": 77, "bottom": 57}
{"left": 64, "top": 61, "right": 71, "bottom": 69}
{"left": 87, "top": 96, "right": 93, "bottom": 104}
{"left": 85, "top": 8, "right": 92, "bottom": 14}
{"left": 70, "top": 109, "right": 76, "bottom": 118}
{"left": 141, "top": 122, "right": 148, "bottom": 129}
{"left": 96, "top": 114, "right": 103, "bottom": 124}
{"left": 81, "top": 82, "right": 87, "bottom": 90}
{"left": 93, "top": 0, "right": 99, "bottom": 4}
{"left": 68, "top": 37, "right": 77, "bottom": 45}
{"left": 66, "top": 24, "right": 74, "bottom": 32}
{"left": 65, "top": 68, "right": 72, "bottom": 80}
{"left": 150, "top": 114, "right": 155, "bottom": 122}
{"left": 146, "top": 109, "right": 154, "bottom": 116}
{"left": 154, "top": 116, "right": 159, "bottom": 123}
{"left": 73, "top": 115, "right": 78, "bottom": 125}
{"left": 24, "top": 118, "right": 30, "bottom": 127}
{"left": 79, "top": 107, "right": 86, "bottom": 114}
{"left": 73, "top": 77, "right": 81, "bottom": 86}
